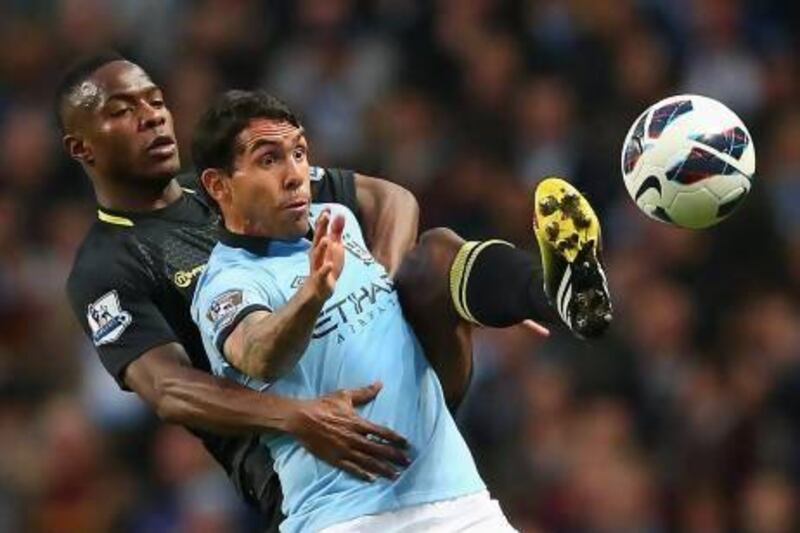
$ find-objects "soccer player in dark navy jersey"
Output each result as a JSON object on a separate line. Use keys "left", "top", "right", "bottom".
{"left": 58, "top": 52, "right": 423, "bottom": 528}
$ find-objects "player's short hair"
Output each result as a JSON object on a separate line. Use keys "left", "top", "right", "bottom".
{"left": 54, "top": 50, "right": 127, "bottom": 134}
{"left": 192, "top": 90, "right": 301, "bottom": 172}
{"left": 191, "top": 90, "right": 302, "bottom": 214}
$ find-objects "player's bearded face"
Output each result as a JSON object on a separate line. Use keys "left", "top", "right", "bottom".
{"left": 81, "top": 61, "right": 180, "bottom": 182}
{"left": 227, "top": 119, "right": 311, "bottom": 239}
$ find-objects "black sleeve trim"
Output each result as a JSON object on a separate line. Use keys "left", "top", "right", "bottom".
{"left": 215, "top": 304, "right": 272, "bottom": 355}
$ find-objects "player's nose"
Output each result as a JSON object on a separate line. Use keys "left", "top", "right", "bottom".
{"left": 284, "top": 160, "right": 305, "bottom": 190}
{"left": 139, "top": 102, "right": 166, "bottom": 131}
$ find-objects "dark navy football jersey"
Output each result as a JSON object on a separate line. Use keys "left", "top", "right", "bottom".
{"left": 66, "top": 167, "right": 360, "bottom": 528}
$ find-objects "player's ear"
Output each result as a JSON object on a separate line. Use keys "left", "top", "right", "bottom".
{"left": 64, "top": 134, "right": 95, "bottom": 166}
{"left": 201, "top": 168, "right": 229, "bottom": 206}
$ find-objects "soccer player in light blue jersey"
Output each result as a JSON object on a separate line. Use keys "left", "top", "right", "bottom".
{"left": 190, "top": 90, "right": 612, "bottom": 531}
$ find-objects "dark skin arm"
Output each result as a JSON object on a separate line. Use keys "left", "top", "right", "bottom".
{"left": 124, "top": 343, "right": 408, "bottom": 481}
{"left": 354, "top": 174, "right": 419, "bottom": 277}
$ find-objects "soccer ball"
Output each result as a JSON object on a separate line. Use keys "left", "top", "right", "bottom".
{"left": 621, "top": 94, "right": 755, "bottom": 229}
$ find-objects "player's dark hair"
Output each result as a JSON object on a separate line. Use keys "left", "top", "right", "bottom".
{"left": 191, "top": 90, "right": 302, "bottom": 214}
{"left": 54, "top": 50, "right": 127, "bottom": 134}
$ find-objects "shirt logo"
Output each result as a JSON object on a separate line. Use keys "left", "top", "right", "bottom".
{"left": 207, "top": 289, "right": 244, "bottom": 330}
{"left": 174, "top": 263, "right": 206, "bottom": 288}
{"left": 343, "top": 233, "right": 375, "bottom": 266}
{"left": 87, "top": 290, "right": 132, "bottom": 346}
{"left": 312, "top": 274, "right": 397, "bottom": 343}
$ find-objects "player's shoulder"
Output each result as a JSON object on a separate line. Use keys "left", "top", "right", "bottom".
{"left": 196, "top": 244, "right": 258, "bottom": 293}
{"left": 69, "top": 222, "right": 127, "bottom": 279}
{"left": 205, "top": 240, "right": 256, "bottom": 270}
{"left": 67, "top": 222, "right": 150, "bottom": 298}
{"left": 191, "top": 243, "right": 271, "bottom": 317}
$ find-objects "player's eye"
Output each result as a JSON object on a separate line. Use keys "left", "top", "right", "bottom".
{"left": 109, "top": 107, "right": 133, "bottom": 117}
{"left": 293, "top": 146, "right": 307, "bottom": 161}
{"left": 150, "top": 98, "right": 165, "bottom": 108}
{"left": 260, "top": 153, "right": 277, "bottom": 167}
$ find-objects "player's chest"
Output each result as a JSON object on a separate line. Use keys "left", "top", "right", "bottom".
{"left": 139, "top": 224, "right": 217, "bottom": 299}
{"left": 270, "top": 248, "right": 399, "bottom": 347}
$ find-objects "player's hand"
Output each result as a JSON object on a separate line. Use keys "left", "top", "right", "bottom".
{"left": 286, "top": 381, "right": 411, "bottom": 482}
{"left": 307, "top": 210, "right": 346, "bottom": 302}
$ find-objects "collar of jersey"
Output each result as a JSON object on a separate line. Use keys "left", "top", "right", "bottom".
{"left": 217, "top": 225, "right": 275, "bottom": 255}
{"left": 218, "top": 225, "right": 316, "bottom": 256}
{"left": 96, "top": 189, "right": 199, "bottom": 227}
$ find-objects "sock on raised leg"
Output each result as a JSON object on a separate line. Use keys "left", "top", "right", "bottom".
{"left": 449, "top": 240, "right": 554, "bottom": 327}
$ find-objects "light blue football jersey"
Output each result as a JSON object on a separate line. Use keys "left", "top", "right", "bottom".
{"left": 191, "top": 203, "right": 485, "bottom": 532}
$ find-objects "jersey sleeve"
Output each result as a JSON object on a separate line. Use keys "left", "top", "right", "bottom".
{"left": 67, "top": 252, "right": 179, "bottom": 390}
{"left": 311, "top": 166, "right": 362, "bottom": 222}
{"left": 191, "top": 267, "right": 286, "bottom": 388}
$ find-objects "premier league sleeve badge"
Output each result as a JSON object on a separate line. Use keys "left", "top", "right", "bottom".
{"left": 87, "top": 290, "right": 133, "bottom": 346}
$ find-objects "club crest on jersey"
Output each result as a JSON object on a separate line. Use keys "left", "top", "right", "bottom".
{"left": 207, "top": 289, "right": 244, "bottom": 330}
{"left": 87, "top": 290, "right": 132, "bottom": 346}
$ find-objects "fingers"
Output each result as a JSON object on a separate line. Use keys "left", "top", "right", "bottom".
{"left": 357, "top": 420, "right": 409, "bottom": 450}
{"left": 338, "top": 459, "right": 377, "bottom": 482}
{"left": 345, "top": 382, "right": 409, "bottom": 449}
{"left": 311, "top": 238, "right": 329, "bottom": 272}
{"left": 338, "top": 439, "right": 407, "bottom": 481}
{"left": 349, "top": 382, "right": 382, "bottom": 406}
{"left": 312, "top": 209, "right": 331, "bottom": 249}
{"left": 318, "top": 261, "right": 334, "bottom": 280}
{"left": 316, "top": 382, "right": 413, "bottom": 481}
{"left": 347, "top": 449, "right": 400, "bottom": 480}
{"left": 520, "top": 319, "right": 550, "bottom": 337}
{"left": 329, "top": 214, "right": 345, "bottom": 243}
{"left": 353, "top": 434, "right": 411, "bottom": 467}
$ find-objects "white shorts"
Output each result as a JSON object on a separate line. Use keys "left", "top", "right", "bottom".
{"left": 319, "top": 490, "right": 517, "bottom": 532}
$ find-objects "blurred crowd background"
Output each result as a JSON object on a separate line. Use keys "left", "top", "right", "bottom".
{"left": 1, "top": 0, "right": 799, "bottom": 531}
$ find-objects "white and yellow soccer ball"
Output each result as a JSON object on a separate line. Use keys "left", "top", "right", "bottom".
{"left": 621, "top": 94, "right": 755, "bottom": 229}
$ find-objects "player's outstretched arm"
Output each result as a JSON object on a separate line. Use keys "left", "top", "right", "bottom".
{"left": 125, "top": 343, "right": 409, "bottom": 480}
{"left": 224, "top": 211, "right": 346, "bottom": 381}
{"left": 354, "top": 174, "right": 419, "bottom": 277}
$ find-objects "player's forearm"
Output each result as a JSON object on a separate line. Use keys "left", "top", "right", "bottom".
{"left": 155, "top": 368, "right": 301, "bottom": 435}
{"left": 125, "top": 346, "right": 302, "bottom": 435}
{"left": 237, "top": 285, "right": 325, "bottom": 380}
{"left": 355, "top": 174, "right": 419, "bottom": 276}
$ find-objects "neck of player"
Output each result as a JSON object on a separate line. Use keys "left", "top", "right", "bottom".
{"left": 222, "top": 210, "right": 274, "bottom": 238}
{"left": 94, "top": 177, "right": 183, "bottom": 213}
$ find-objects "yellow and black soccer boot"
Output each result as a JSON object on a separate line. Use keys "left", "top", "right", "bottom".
{"left": 533, "top": 177, "right": 612, "bottom": 338}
